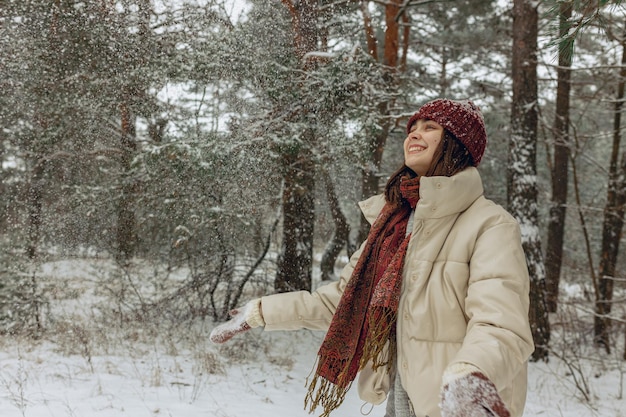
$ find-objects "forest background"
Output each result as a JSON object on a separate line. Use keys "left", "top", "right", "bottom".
{"left": 1, "top": 0, "right": 626, "bottom": 415}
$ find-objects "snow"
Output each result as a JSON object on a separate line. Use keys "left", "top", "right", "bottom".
{"left": 1, "top": 258, "right": 625, "bottom": 417}
{"left": 440, "top": 371, "right": 508, "bottom": 416}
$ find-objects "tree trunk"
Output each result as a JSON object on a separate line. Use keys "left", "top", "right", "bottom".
{"left": 0, "top": 143, "right": 4, "bottom": 235}
{"left": 545, "top": 2, "right": 573, "bottom": 313}
{"left": 594, "top": 22, "right": 626, "bottom": 353}
{"left": 117, "top": 100, "right": 138, "bottom": 262}
{"left": 115, "top": 0, "right": 151, "bottom": 263}
{"left": 26, "top": 160, "right": 44, "bottom": 260}
{"left": 320, "top": 170, "right": 352, "bottom": 282}
{"left": 509, "top": 0, "right": 550, "bottom": 362}
{"left": 357, "top": 0, "right": 405, "bottom": 244}
{"left": 25, "top": 161, "right": 43, "bottom": 329}
{"left": 274, "top": 0, "right": 319, "bottom": 293}
{"left": 358, "top": 100, "right": 390, "bottom": 243}
{"left": 275, "top": 148, "right": 316, "bottom": 293}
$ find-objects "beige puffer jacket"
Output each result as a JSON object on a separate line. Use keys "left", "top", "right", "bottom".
{"left": 261, "top": 167, "right": 534, "bottom": 417}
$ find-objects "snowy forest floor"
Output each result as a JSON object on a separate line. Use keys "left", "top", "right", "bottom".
{"left": 1, "top": 257, "right": 625, "bottom": 417}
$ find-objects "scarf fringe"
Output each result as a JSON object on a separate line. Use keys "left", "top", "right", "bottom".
{"left": 305, "top": 366, "right": 352, "bottom": 417}
{"left": 360, "top": 308, "right": 397, "bottom": 373}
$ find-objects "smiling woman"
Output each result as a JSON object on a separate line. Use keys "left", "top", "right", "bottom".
{"left": 210, "top": 99, "right": 534, "bottom": 417}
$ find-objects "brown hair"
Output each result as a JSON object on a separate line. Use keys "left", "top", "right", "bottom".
{"left": 384, "top": 130, "right": 475, "bottom": 207}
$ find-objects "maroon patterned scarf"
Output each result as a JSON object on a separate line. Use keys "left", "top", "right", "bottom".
{"left": 305, "top": 176, "right": 420, "bottom": 417}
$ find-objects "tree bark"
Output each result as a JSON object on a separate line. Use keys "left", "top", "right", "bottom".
{"left": 320, "top": 170, "right": 352, "bottom": 282}
{"left": 116, "top": 0, "right": 151, "bottom": 263}
{"left": 116, "top": 99, "right": 138, "bottom": 262}
{"left": 274, "top": 0, "right": 319, "bottom": 293}
{"left": 0, "top": 138, "right": 5, "bottom": 234}
{"left": 275, "top": 147, "right": 316, "bottom": 293}
{"left": 26, "top": 160, "right": 44, "bottom": 260}
{"left": 357, "top": 0, "right": 404, "bottom": 244}
{"left": 594, "top": 21, "right": 626, "bottom": 353}
{"left": 358, "top": 99, "right": 390, "bottom": 243}
{"left": 509, "top": 0, "right": 550, "bottom": 362}
{"left": 25, "top": 1, "right": 60, "bottom": 260}
{"left": 545, "top": 2, "right": 573, "bottom": 313}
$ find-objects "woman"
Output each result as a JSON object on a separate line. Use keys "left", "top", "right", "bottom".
{"left": 210, "top": 99, "right": 534, "bottom": 417}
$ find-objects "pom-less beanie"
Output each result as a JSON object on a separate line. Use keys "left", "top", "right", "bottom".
{"left": 406, "top": 99, "right": 487, "bottom": 166}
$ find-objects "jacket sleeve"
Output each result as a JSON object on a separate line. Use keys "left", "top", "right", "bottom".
{"left": 450, "top": 219, "right": 535, "bottom": 390}
{"left": 261, "top": 239, "right": 367, "bottom": 331}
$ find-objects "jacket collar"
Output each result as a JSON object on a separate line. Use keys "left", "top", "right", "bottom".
{"left": 358, "top": 167, "right": 484, "bottom": 224}
{"left": 415, "top": 167, "right": 483, "bottom": 219}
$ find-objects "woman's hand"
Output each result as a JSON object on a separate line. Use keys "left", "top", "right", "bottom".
{"left": 209, "top": 299, "right": 264, "bottom": 344}
{"left": 440, "top": 367, "right": 510, "bottom": 417}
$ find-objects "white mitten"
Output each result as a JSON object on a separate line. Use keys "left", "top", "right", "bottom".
{"left": 440, "top": 363, "right": 510, "bottom": 417}
{"left": 209, "top": 299, "right": 264, "bottom": 344}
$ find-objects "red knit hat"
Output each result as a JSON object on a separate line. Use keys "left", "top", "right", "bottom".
{"left": 406, "top": 99, "right": 487, "bottom": 166}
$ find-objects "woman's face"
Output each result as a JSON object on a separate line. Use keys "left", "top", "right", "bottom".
{"left": 404, "top": 118, "right": 444, "bottom": 176}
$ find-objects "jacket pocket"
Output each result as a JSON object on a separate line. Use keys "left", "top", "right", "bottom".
{"left": 357, "top": 360, "right": 390, "bottom": 405}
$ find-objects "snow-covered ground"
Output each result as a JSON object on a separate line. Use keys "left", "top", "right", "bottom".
{"left": 0, "top": 258, "right": 624, "bottom": 417}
